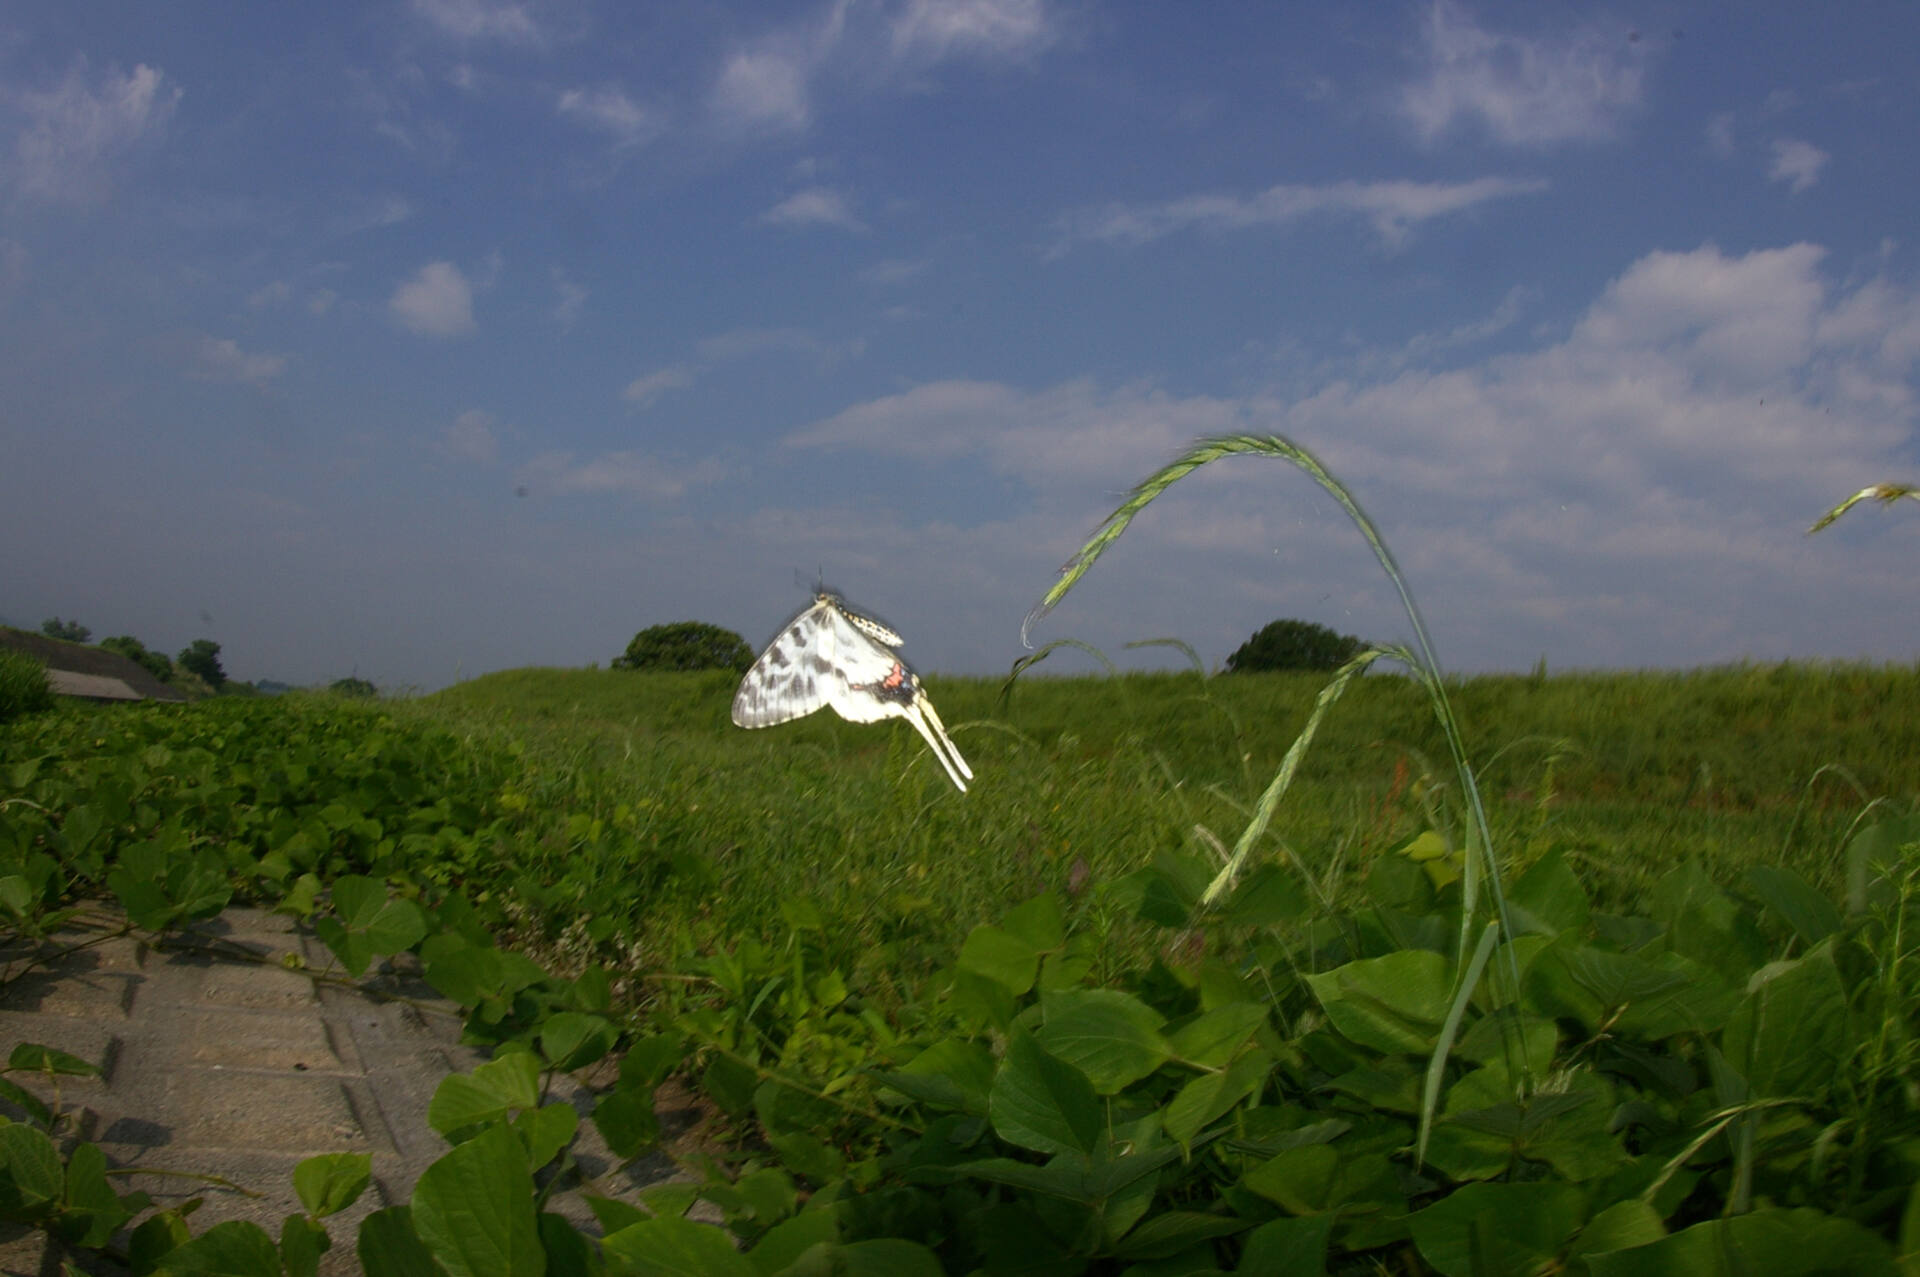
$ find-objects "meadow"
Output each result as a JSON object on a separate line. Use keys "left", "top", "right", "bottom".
{"left": 3, "top": 441, "right": 1916, "bottom": 1274}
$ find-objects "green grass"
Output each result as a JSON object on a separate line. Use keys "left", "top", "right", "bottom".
{"left": 397, "top": 658, "right": 1920, "bottom": 981}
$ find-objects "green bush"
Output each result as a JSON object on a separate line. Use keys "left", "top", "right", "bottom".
{"left": 613, "top": 621, "right": 753, "bottom": 673}
{"left": 0, "top": 648, "right": 56, "bottom": 723}
{"left": 330, "top": 677, "right": 378, "bottom": 699}
{"left": 1226, "top": 617, "right": 1366, "bottom": 672}
{"left": 100, "top": 635, "right": 174, "bottom": 683}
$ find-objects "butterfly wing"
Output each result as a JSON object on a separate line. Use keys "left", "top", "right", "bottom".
{"left": 817, "top": 603, "right": 915, "bottom": 725}
{"left": 732, "top": 600, "right": 840, "bottom": 728}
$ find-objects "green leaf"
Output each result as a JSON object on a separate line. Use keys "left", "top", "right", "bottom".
{"left": 1242, "top": 1143, "right": 1337, "bottom": 1215}
{"left": 618, "top": 1035, "right": 685, "bottom": 1092}
{"left": 1236, "top": 1215, "right": 1332, "bottom": 1276}
{"left": 281, "top": 1214, "right": 332, "bottom": 1277}
{"left": 1305, "top": 950, "right": 1452, "bottom": 1054}
{"left": 57, "top": 1142, "right": 131, "bottom": 1248}
{"left": 1507, "top": 847, "right": 1590, "bottom": 936}
{"left": 1587, "top": 1207, "right": 1897, "bottom": 1277}
{"left": 513, "top": 1104, "right": 579, "bottom": 1171}
{"left": 1165, "top": 1002, "right": 1270, "bottom": 1069}
{"left": 358, "top": 1206, "right": 449, "bottom": 1277}
{"left": 1408, "top": 1180, "right": 1586, "bottom": 1277}
{"left": 593, "top": 1088, "right": 660, "bottom": 1161}
{"left": 0, "top": 1122, "right": 63, "bottom": 1217}
{"left": 539, "top": 1012, "right": 617, "bottom": 1073}
{"left": 989, "top": 1030, "right": 1102, "bottom": 1157}
{"left": 834, "top": 1239, "right": 944, "bottom": 1277}
{"left": 1163, "top": 1050, "right": 1272, "bottom": 1148}
{"left": 0, "top": 1077, "right": 50, "bottom": 1127}
{"left": 9, "top": 1042, "right": 102, "bottom": 1077}
{"left": 957, "top": 924, "right": 1042, "bottom": 995}
{"left": 871, "top": 1038, "right": 996, "bottom": 1116}
{"left": 294, "top": 1152, "right": 372, "bottom": 1219}
{"left": 537, "top": 1212, "right": 596, "bottom": 1277}
{"left": 409, "top": 1122, "right": 545, "bottom": 1277}
{"left": 1571, "top": 1199, "right": 1666, "bottom": 1262}
{"left": 1000, "top": 893, "right": 1064, "bottom": 951}
{"left": 746, "top": 1208, "right": 838, "bottom": 1275}
{"left": 1035, "top": 988, "right": 1172, "bottom": 1094}
{"left": 1744, "top": 865, "right": 1842, "bottom": 946}
{"left": 1220, "top": 862, "right": 1309, "bottom": 927}
{"left": 600, "top": 1216, "right": 759, "bottom": 1277}
{"left": 1107, "top": 1210, "right": 1250, "bottom": 1260}
{"left": 428, "top": 1053, "right": 543, "bottom": 1136}
{"left": 152, "top": 1220, "right": 280, "bottom": 1275}
{"left": 1720, "top": 942, "right": 1849, "bottom": 1100}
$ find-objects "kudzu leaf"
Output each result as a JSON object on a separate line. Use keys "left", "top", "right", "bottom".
{"left": 1585, "top": 1206, "right": 1897, "bottom": 1277}
{"left": 1000, "top": 894, "right": 1064, "bottom": 951}
{"left": 427, "top": 1053, "right": 542, "bottom": 1136}
{"left": 409, "top": 1123, "right": 542, "bottom": 1277}
{"left": 512, "top": 1103, "right": 578, "bottom": 1171}
{"left": 293, "top": 1152, "right": 372, "bottom": 1219}
{"left": 149, "top": 1219, "right": 281, "bottom": 1276}
{"left": 0, "top": 1122, "right": 63, "bottom": 1216}
{"left": 600, "top": 1215, "right": 759, "bottom": 1277}
{"left": 872, "top": 1038, "right": 996, "bottom": 1116}
{"left": 1035, "top": 988, "right": 1172, "bottom": 1094}
{"left": 8, "top": 1042, "right": 100, "bottom": 1077}
{"left": 957, "top": 924, "right": 1041, "bottom": 996}
{"left": 988, "top": 1030, "right": 1101, "bottom": 1157}
{"left": 835, "top": 1239, "right": 944, "bottom": 1277}
{"left": 1408, "top": 1181, "right": 1585, "bottom": 1277}
{"left": 537, "top": 1212, "right": 595, "bottom": 1277}
{"left": 538, "top": 1012, "right": 617, "bottom": 1072}
{"left": 1166, "top": 1002, "right": 1271, "bottom": 1069}
{"left": 593, "top": 1088, "right": 660, "bottom": 1161}
{"left": 1163, "top": 1050, "right": 1272, "bottom": 1148}
{"left": 356, "top": 1206, "right": 445, "bottom": 1277}
{"left": 618, "top": 1033, "right": 685, "bottom": 1092}
{"left": 1744, "top": 865, "right": 1842, "bottom": 946}
{"left": 280, "top": 1214, "right": 331, "bottom": 1277}
{"left": 1304, "top": 950, "right": 1451, "bottom": 1054}
{"left": 745, "top": 1207, "right": 838, "bottom": 1274}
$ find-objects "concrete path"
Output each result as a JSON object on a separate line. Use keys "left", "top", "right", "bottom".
{"left": 0, "top": 906, "right": 705, "bottom": 1275}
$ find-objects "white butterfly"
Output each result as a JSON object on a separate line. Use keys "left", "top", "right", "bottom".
{"left": 732, "top": 591, "right": 974, "bottom": 792}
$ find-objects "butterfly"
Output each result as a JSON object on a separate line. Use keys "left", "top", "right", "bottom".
{"left": 732, "top": 590, "right": 974, "bottom": 792}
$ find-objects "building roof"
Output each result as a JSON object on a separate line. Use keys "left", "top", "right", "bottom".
{"left": 0, "top": 628, "right": 190, "bottom": 703}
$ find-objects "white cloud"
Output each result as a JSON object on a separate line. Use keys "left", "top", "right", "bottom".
{"left": 551, "top": 268, "right": 586, "bottom": 328}
{"left": 189, "top": 336, "right": 287, "bottom": 386}
{"left": 390, "top": 261, "right": 477, "bottom": 337}
{"left": 517, "top": 451, "right": 727, "bottom": 500}
{"left": 888, "top": 0, "right": 1055, "bottom": 63}
{"left": 9, "top": 59, "right": 181, "bottom": 203}
{"left": 622, "top": 365, "right": 695, "bottom": 409}
{"left": 247, "top": 281, "right": 292, "bottom": 311}
{"left": 709, "top": 0, "right": 1058, "bottom": 134}
{"left": 1769, "top": 138, "right": 1829, "bottom": 193}
{"left": 328, "top": 193, "right": 414, "bottom": 237}
{"left": 1400, "top": 1, "right": 1648, "bottom": 146}
{"left": 1055, "top": 176, "right": 1548, "bottom": 252}
{"left": 1705, "top": 111, "right": 1736, "bottom": 158}
{"left": 786, "top": 243, "right": 1920, "bottom": 669}
{"left": 761, "top": 186, "right": 866, "bottom": 232}
{"left": 410, "top": 0, "right": 541, "bottom": 44}
{"left": 696, "top": 326, "right": 865, "bottom": 366}
{"left": 859, "top": 257, "right": 930, "bottom": 286}
{"left": 441, "top": 410, "right": 500, "bottom": 464}
{"left": 557, "top": 85, "right": 661, "bottom": 148}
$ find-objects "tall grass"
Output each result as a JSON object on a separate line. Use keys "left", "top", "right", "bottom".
{"left": 0, "top": 649, "right": 55, "bottom": 725}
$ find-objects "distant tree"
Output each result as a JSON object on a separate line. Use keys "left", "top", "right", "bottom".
{"left": 100, "top": 635, "right": 174, "bottom": 683}
{"left": 177, "top": 638, "right": 226, "bottom": 688}
{"left": 1225, "top": 618, "right": 1366, "bottom": 674}
{"left": 41, "top": 617, "right": 90, "bottom": 643}
{"left": 614, "top": 622, "right": 753, "bottom": 673}
{"left": 330, "top": 677, "right": 378, "bottom": 699}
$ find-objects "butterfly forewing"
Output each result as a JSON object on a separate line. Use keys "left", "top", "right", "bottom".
{"left": 731, "top": 599, "right": 841, "bottom": 727}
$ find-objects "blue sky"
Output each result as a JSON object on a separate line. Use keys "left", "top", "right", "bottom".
{"left": 4, "top": 1, "right": 1918, "bottom": 690}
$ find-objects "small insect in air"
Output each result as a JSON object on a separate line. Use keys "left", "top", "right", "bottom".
{"left": 732, "top": 590, "right": 973, "bottom": 792}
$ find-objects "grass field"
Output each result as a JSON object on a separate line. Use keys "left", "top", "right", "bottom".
{"left": 403, "top": 658, "right": 1920, "bottom": 982}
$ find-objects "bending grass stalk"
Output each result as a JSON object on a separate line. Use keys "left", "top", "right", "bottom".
{"left": 1807, "top": 482, "right": 1920, "bottom": 533}
{"left": 1022, "top": 433, "right": 1532, "bottom": 1129}
{"left": 1419, "top": 919, "right": 1502, "bottom": 1168}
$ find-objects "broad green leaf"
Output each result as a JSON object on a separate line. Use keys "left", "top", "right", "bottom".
{"left": 871, "top": 1038, "right": 996, "bottom": 1115}
{"left": 1242, "top": 1143, "right": 1337, "bottom": 1215}
{"left": 988, "top": 1030, "right": 1102, "bottom": 1157}
{"left": 410, "top": 1123, "right": 545, "bottom": 1277}
{"left": 1220, "top": 862, "right": 1309, "bottom": 927}
{"left": 765, "top": 1131, "right": 844, "bottom": 1186}
{"left": 1001, "top": 893, "right": 1064, "bottom": 951}
{"left": 1507, "top": 847, "right": 1590, "bottom": 936}
{"left": 513, "top": 1104, "right": 579, "bottom": 1171}
{"left": 1036, "top": 988, "right": 1172, "bottom": 1094}
{"left": 1163, "top": 1050, "right": 1272, "bottom": 1148}
{"left": 58, "top": 1142, "right": 131, "bottom": 1248}
{"left": 834, "top": 1239, "right": 944, "bottom": 1277}
{"left": 539, "top": 1013, "right": 617, "bottom": 1073}
{"left": 294, "top": 1152, "right": 372, "bottom": 1219}
{"left": 0, "top": 1122, "right": 63, "bottom": 1216}
{"left": 600, "top": 1216, "right": 759, "bottom": 1277}
{"left": 1236, "top": 1215, "right": 1332, "bottom": 1277}
{"left": 0, "top": 1077, "right": 49, "bottom": 1126}
{"left": 584, "top": 1195, "right": 646, "bottom": 1236}
{"left": 1721, "top": 942, "right": 1848, "bottom": 1100}
{"left": 281, "top": 1214, "right": 331, "bottom": 1277}
{"left": 1586, "top": 1207, "right": 1897, "bottom": 1277}
{"left": 1165, "top": 1002, "right": 1270, "bottom": 1069}
{"left": 1107, "top": 1210, "right": 1249, "bottom": 1260}
{"left": 358, "top": 1206, "right": 448, "bottom": 1277}
{"left": 618, "top": 1034, "right": 685, "bottom": 1092}
{"left": 1408, "top": 1180, "right": 1585, "bottom": 1277}
{"left": 1571, "top": 1199, "right": 1666, "bottom": 1261}
{"left": 428, "top": 1053, "right": 543, "bottom": 1136}
{"left": 593, "top": 1088, "right": 660, "bottom": 1161}
{"left": 536, "top": 1213, "right": 595, "bottom": 1277}
{"left": 153, "top": 1220, "right": 281, "bottom": 1276}
{"left": 957, "top": 924, "right": 1041, "bottom": 995}
{"left": 1305, "top": 950, "right": 1451, "bottom": 1054}
{"left": 1744, "top": 865, "right": 1842, "bottom": 946}
{"left": 10, "top": 1042, "right": 102, "bottom": 1077}
{"left": 1646, "top": 860, "right": 1766, "bottom": 985}
{"left": 745, "top": 1208, "right": 837, "bottom": 1275}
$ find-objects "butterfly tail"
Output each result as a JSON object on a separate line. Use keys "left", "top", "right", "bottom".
{"left": 905, "top": 694, "right": 972, "bottom": 792}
